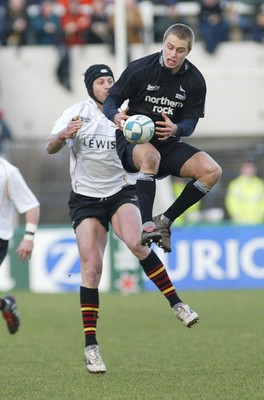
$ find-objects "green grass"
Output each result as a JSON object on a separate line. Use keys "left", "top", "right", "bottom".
{"left": 1, "top": 290, "right": 264, "bottom": 400}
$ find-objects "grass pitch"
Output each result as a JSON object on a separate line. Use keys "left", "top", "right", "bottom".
{"left": 1, "top": 290, "right": 263, "bottom": 400}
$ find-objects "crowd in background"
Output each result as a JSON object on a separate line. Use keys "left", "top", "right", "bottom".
{"left": 0, "top": 0, "right": 145, "bottom": 88}
{"left": 0, "top": 0, "right": 263, "bottom": 50}
{"left": 0, "top": 0, "right": 144, "bottom": 48}
{"left": 0, "top": 0, "right": 263, "bottom": 85}
{"left": 151, "top": 0, "right": 264, "bottom": 50}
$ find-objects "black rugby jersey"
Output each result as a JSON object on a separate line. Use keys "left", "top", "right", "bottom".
{"left": 104, "top": 51, "right": 206, "bottom": 143}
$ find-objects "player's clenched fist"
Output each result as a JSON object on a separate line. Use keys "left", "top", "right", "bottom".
{"left": 67, "top": 116, "right": 83, "bottom": 138}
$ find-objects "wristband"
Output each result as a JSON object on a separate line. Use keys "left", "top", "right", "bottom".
{"left": 25, "top": 223, "right": 37, "bottom": 234}
{"left": 23, "top": 233, "right": 34, "bottom": 241}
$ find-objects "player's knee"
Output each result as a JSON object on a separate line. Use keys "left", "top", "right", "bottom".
{"left": 134, "top": 143, "right": 160, "bottom": 172}
{"left": 82, "top": 261, "right": 102, "bottom": 286}
{"left": 143, "top": 148, "right": 161, "bottom": 169}
{"left": 206, "top": 162, "right": 222, "bottom": 187}
{"left": 127, "top": 240, "right": 147, "bottom": 259}
{"left": 212, "top": 163, "right": 222, "bottom": 183}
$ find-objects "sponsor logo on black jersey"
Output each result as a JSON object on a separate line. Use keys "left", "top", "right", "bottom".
{"left": 146, "top": 84, "right": 160, "bottom": 91}
{"left": 145, "top": 95, "right": 183, "bottom": 115}
{"left": 130, "top": 194, "right": 138, "bottom": 202}
{"left": 175, "top": 85, "right": 186, "bottom": 101}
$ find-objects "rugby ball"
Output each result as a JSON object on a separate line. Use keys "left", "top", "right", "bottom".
{"left": 123, "top": 114, "right": 155, "bottom": 144}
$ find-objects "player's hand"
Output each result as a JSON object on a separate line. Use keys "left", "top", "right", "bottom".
{"left": 114, "top": 107, "right": 129, "bottom": 130}
{"left": 155, "top": 112, "right": 177, "bottom": 141}
{"left": 59, "top": 116, "right": 83, "bottom": 140}
{"left": 68, "top": 116, "right": 83, "bottom": 138}
{"left": 16, "top": 239, "right": 34, "bottom": 262}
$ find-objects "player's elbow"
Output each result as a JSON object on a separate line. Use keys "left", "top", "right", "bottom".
{"left": 46, "top": 139, "right": 59, "bottom": 154}
{"left": 46, "top": 143, "right": 54, "bottom": 154}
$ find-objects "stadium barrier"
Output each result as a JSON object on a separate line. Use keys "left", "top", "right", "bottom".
{"left": 0, "top": 224, "right": 263, "bottom": 293}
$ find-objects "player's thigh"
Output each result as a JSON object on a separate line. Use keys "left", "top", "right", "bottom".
{"left": 157, "top": 141, "right": 199, "bottom": 177}
{"left": 132, "top": 142, "right": 160, "bottom": 171}
{"left": 111, "top": 203, "right": 142, "bottom": 245}
{"left": 76, "top": 218, "right": 108, "bottom": 263}
{"left": 180, "top": 151, "right": 218, "bottom": 179}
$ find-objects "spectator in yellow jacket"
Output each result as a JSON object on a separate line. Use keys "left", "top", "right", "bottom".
{"left": 225, "top": 161, "right": 264, "bottom": 224}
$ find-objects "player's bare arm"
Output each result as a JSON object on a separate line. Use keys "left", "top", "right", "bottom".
{"left": 155, "top": 112, "right": 177, "bottom": 141}
{"left": 16, "top": 206, "right": 39, "bottom": 262}
{"left": 46, "top": 116, "right": 83, "bottom": 154}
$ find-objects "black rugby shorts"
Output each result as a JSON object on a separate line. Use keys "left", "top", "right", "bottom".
{"left": 116, "top": 129, "right": 201, "bottom": 178}
{"left": 68, "top": 185, "right": 139, "bottom": 231}
{"left": 0, "top": 239, "right": 9, "bottom": 265}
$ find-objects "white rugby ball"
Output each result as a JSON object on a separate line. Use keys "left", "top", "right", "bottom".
{"left": 123, "top": 114, "right": 155, "bottom": 144}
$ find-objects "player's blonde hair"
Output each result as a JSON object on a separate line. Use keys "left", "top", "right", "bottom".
{"left": 163, "top": 24, "right": 195, "bottom": 51}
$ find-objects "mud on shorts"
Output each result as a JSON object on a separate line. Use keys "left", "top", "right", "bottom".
{"left": 68, "top": 185, "right": 139, "bottom": 231}
{"left": 116, "top": 129, "right": 201, "bottom": 178}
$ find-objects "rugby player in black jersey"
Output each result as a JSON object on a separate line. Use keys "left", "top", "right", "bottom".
{"left": 103, "top": 23, "right": 222, "bottom": 253}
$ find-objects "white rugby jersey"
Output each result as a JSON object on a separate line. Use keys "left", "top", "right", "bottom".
{"left": 50, "top": 97, "right": 137, "bottom": 197}
{"left": 0, "top": 158, "right": 40, "bottom": 240}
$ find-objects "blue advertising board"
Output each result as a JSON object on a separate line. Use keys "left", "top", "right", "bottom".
{"left": 1, "top": 224, "right": 263, "bottom": 293}
{"left": 144, "top": 224, "right": 264, "bottom": 291}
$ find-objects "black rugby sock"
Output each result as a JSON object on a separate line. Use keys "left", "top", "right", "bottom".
{"left": 140, "top": 250, "right": 182, "bottom": 307}
{"left": 80, "top": 286, "right": 99, "bottom": 347}
{"left": 136, "top": 173, "right": 156, "bottom": 224}
{"left": 164, "top": 179, "right": 209, "bottom": 222}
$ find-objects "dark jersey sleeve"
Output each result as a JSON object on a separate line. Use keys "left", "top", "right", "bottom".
{"left": 102, "top": 66, "right": 138, "bottom": 122}
{"left": 176, "top": 118, "right": 198, "bottom": 137}
{"left": 103, "top": 53, "right": 159, "bottom": 121}
{"left": 103, "top": 96, "right": 119, "bottom": 122}
{"left": 181, "top": 67, "right": 206, "bottom": 120}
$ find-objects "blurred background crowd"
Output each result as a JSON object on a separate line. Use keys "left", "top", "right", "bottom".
{"left": 0, "top": 0, "right": 264, "bottom": 88}
{"left": 0, "top": 0, "right": 264, "bottom": 226}
{"left": 0, "top": 0, "right": 263, "bottom": 50}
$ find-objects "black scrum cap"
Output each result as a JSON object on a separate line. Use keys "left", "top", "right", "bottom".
{"left": 84, "top": 64, "right": 114, "bottom": 101}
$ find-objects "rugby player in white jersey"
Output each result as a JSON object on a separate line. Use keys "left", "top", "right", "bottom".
{"left": 0, "top": 157, "right": 40, "bottom": 334}
{"left": 46, "top": 64, "right": 199, "bottom": 374}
